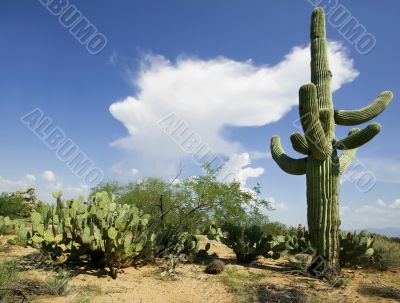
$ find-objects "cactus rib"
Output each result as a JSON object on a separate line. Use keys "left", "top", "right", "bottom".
{"left": 290, "top": 132, "right": 310, "bottom": 155}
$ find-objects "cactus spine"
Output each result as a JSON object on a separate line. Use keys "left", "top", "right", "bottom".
{"left": 270, "top": 8, "right": 393, "bottom": 275}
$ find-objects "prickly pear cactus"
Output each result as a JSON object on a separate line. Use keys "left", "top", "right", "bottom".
{"left": 17, "top": 191, "right": 152, "bottom": 277}
{"left": 270, "top": 7, "right": 393, "bottom": 276}
{"left": 207, "top": 222, "right": 286, "bottom": 263}
{"left": 0, "top": 216, "right": 23, "bottom": 235}
{"left": 339, "top": 230, "right": 381, "bottom": 267}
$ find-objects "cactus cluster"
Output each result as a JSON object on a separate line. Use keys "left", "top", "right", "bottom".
{"left": 270, "top": 7, "right": 393, "bottom": 275}
{"left": 16, "top": 191, "right": 152, "bottom": 275}
{"left": 284, "top": 226, "right": 314, "bottom": 255}
{"left": 0, "top": 216, "right": 23, "bottom": 235}
{"left": 207, "top": 222, "right": 289, "bottom": 263}
{"left": 339, "top": 230, "right": 381, "bottom": 267}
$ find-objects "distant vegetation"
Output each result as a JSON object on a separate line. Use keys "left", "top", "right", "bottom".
{"left": 0, "top": 166, "right": 398, "bottom": 283}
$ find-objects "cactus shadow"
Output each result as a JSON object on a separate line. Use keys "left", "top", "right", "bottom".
{"left": 216, "top": 257, "right": 290, "bottom": 273}
{"left": 67, "top": 263, "right": 111, "bottom": 278}
{"left": 18, "top": 252, "right": 111, "bottom": 278}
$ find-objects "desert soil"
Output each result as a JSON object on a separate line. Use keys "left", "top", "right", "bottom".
{"left": 1, "top": 235, "right": 399, "bottom": 303}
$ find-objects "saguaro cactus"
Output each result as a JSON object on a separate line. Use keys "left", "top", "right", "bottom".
{"left": 270, "top": 7, "right": 393, "bottom": 275}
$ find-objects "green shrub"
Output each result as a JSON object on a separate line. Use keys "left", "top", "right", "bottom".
{"left": 0, "top": 216, "right": 23, "bottom": 235}
{"left": 371, "top": 234, "right": 400, "bottom": 269}
{"left": 0, "top": 188, "right": 44, "bottom": 218}
{"left": 108, "top": 165, "right": 270, "bottom": 257}
{"left": 14, "top": 191, "right": 152, "bottom": 277}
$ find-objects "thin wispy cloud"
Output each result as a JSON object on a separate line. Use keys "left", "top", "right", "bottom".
{"left": 341, "top": 199, "right": 400, "bottom": 229}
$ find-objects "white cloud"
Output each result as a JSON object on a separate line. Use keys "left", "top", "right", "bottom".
{"left": 377, "top": 199, "right": 386, "bottom": 207}
{"left": 0, "top": 176, "right": 29, "bottom": 193}
{"left": 112, "top": 162, "right": 141, "bottom": 178}
{"left": 0, "top": 171, "right": 89, "bottom": 204}
{"left": 26, "top": 174, "right": 36, "bottom": 182}
{"left": 109, "top": 42, "right": 358, "bottom": 184}
{"left": 0, "top": 173, "right": 37, "bottom": 193}
{"left": 267, "top": 197, "right": 289, "bottom": 211}
{"left": 130, "top": 168, "right": 140, "bottom": 176}
{"left": 218, "top": 153, "right": 264, "bottom": 188}
{"left": 388, "top": 199, "right": 400, "bottom": 209}
{"left": 42, "top": 170, "right": 56, "bottom": 182}
{"left": 341, "top": 198, "right": 400, "bottom": 229}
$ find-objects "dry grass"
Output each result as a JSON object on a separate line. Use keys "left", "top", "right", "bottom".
{"left": 358, "top": 283, "right": 400, "bottom": 300}
{"left": 219, "top": 267, "right": 324, "bottom": 303}
{"left": 373, "top": 235, "right": 400, "bottom": 270}
{"left": 0, "top": 259, "right": 73, "bottom": 302}
{"left": 219, "top": 267, "right": 268, "bottom": 302}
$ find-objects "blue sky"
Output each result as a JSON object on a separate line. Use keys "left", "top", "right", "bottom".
{"left": 1, "top": 0, "right": 399, "bottom": 232}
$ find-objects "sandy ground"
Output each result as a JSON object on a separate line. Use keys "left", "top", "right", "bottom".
{"left": 1, "top": 235, "right": 399, "bottom": 303}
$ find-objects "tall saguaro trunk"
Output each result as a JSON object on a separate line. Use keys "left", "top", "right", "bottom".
{"left": 306, "top": 154, "right": 340, "bottom": 272}
{"left": 270, "top": 7, "right": 393, "bottom": 276}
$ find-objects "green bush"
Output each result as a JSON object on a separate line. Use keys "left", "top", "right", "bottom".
{"left": 15, "top": 191, "right": 152, "bottom": 277}
{"left": 97, "top": 165, "right": 271, "bottom": 257}
{"left": 0, "top": 188, "right": 44, "bottom": 218}
{"left": 0, "top": 216, "right": 23, "bottom": 235}
{"left": 371, "top": 234, "right": 400, "bottom": 269}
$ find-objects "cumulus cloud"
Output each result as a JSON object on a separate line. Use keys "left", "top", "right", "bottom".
{"left": 112, "top": 162, "right": 141, "bottom": 178}
{"left": 26, "top": 174, "right": 36, "bottom": 182}
{"left": 42, "top": 170, "right": 56, "bottom": 182}
{"left": 267, "top": 197, "right": 289, "bottom": 211}
{"left": 130, "top": 168, "right": 140, "bottom": 176}
{"left": 0, "top": 176, "right": 32, "bottom": 193}
{"left": 0, "top": 171, "right": 89, "bottom": 203}
{"left": 386, "top": 199, "right": 400, "bottom": 209}
{"left": 109, "top": 41, "right": 358, "bottom": 185}
{"left": 218, "top": 153, "right": 264, "bottom": 188}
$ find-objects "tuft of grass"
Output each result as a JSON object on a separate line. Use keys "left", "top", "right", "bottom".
{"left": 306, "top": 293, "right": 325, "bottom": 303}
{"left": 74, "top": 284, "right": 102, "bottom": 303}
{"left": 219, "top": 267, "right": 270, "bottom": 302}
{"left": 220, "top": 267, "right": 250, "bottom": 299}
{"left": 221, "top": 267, "right": 326, "bottom": 303}
{"left": 0, "top": 260, "right": 19, "bottom": 288}
{"left": 0, "top": 243, "right": 11, "bottom": 253}
{"left": 254, "top": 283, "right": 323, "bottom": 303}
{"left": 0, "top": 260, "right": 74, "bottom": 302}
{"left": 44, "top": 269, "right": 73, "bottom": 296}
{"left": 358, "top": 283, "right": 400, "bottom": 300}
{"left": 373, "top": 235, "right": 400, "bottom": 270}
